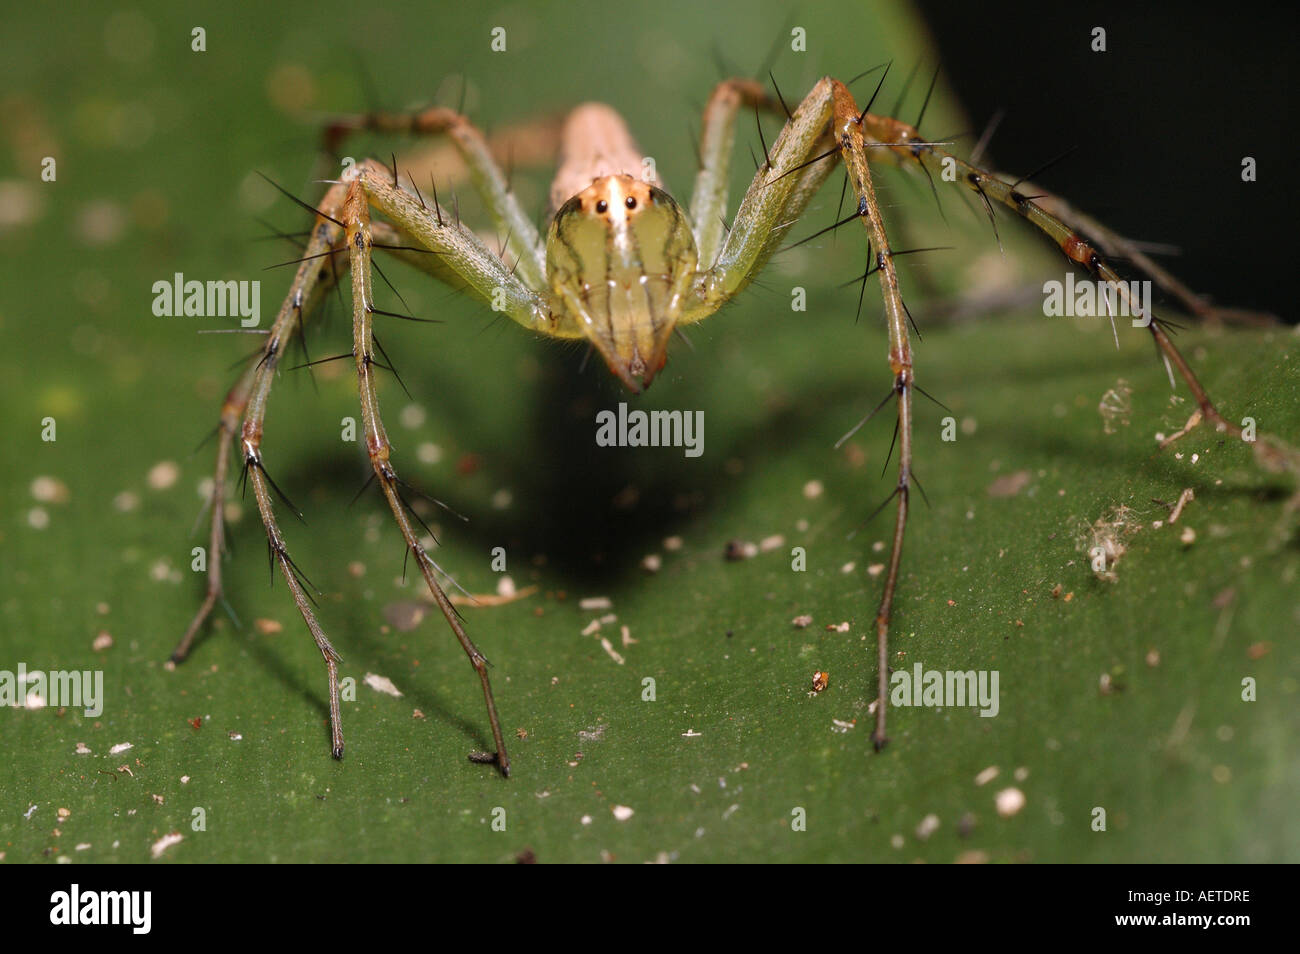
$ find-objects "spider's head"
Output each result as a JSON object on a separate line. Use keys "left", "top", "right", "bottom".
{"left": 546, "top": 174, "right": 698, "bottom": 393}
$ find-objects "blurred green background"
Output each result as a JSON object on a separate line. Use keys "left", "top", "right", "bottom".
{"left": 1, "top": 0, "right": 1296, "bottom": 863}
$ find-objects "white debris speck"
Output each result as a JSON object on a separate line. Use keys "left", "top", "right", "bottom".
{"left": 792, "top": 614, "right": 813, "bottom": 628}
{"left": 831, "top": 719, "right": 855, "bottom": 733}
{"left": 416, "top": 442, "right": 443, "bottom": 464}
{"left": 1014, "top": 766, "right": 1030, "bottom": 782}
{"left": 867, "top": 563, "right": 885, "bottom": 578}
{"left": 180, "top": 775, "right": 190, "bottom": 784}
{"left": 228, "top": 731, "right": 242, "bottom": 742}
{"left": 75, "top": 843, "right": 91, "bottom": 852}
{"left": 663, "top": 536, "right": 683, "bottom": 551}
{"left": 75, "top": 742, "right": 92, "bottom": 755}
{"left": 996, "top": 787, "right": 1026, "bottom": 817}
{"left": 150, "top": 832, "right": 183, "bottom": 859}
{"left": 580, "top": 815, "right": 592, "bottom": 826}
{"left": 915, "top": 814, "right": 940, "bottom": 840}
{"left": 491, "top": 488, "right": 513, "bottom": 510}
{"left": 113, "top": 491, "right": 140, "bottom": 512}
{"left": 840, "top": 561, "right": 856, "bottom": 574}
{"left": 620, "top": 625, "right": 635, "bottom": 647}
{"left": 580, "top": 619, "right": 601, "bottom": 637}
{"left": 974, "top": 765, "right": 1000, "bottom": 787}
{"left": 681, "top": 729, "right": 702, "bottom": 738}
{"left": 495, "top": 575, "right": 517, "bottom": 598}
{"left": 803, "top": 479, "right": 824, "bottom": 499}
{"left": 364, "top": 673, "right": 403, "bottom": 697}
{"left": 23, "top": 804, "right": 38, "bottom": 820}
{"left": 147, "top": 460, "right": 180, "bottom": 490}
{"left": 640, "top": 553, "right": 662, "bottom": 573}
{"left": 27, "top": 507, "right": 50, "bottom": 529}
{"left": 612, "top": 805, "right": 634, "bottom": 822}
{"left": 1180, "top": 526, "right": 1197, "bottom": 545}
{"left": 579, "top": 596, "right": 612, "bottom": 611}
{"left": 92, "top": 631, "right": 114, "bottom": 651}
{"left": 722, "top": 804, "right": 740, "bottom": 821}
{"left": 890, "top": 834, "right": 905, "bottom": 850}
{"left": 759, "top": 534, "right": 785, "bottom": 553}
{"left": 599, "top": 638, "right": 625, "bottom": 665}
{"left": 109, "top": 742, "right": 133, "bottom": 755}
{"left": 399, "top": 404, "right": 426, "bottom": 429}
{"left": 30, "top": 476, "right": 69, "bottom": 503}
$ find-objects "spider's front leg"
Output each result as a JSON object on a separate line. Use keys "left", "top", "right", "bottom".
{"left": 686, "top": 77, "right": 919, "bottom": 750}
{"left": 335, "top": 157, "right": 562, "bottom": 776}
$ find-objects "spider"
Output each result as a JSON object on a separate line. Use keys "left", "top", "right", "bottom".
{"left": 172, "top": 69, "right": 1273, "bottom": 778}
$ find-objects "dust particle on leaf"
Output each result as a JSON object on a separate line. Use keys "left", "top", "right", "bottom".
{"left": 987, "top": 470, "right": 1032, "bottom": 498}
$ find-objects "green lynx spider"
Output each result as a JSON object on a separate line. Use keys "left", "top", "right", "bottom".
{"left": 174, "top": 72, "right": 1259, "bottom": 777}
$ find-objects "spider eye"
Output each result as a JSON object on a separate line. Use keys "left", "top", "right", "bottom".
{"left": 625, "top": 196, "right": 637, "bottom": 209}
{"left": 595, "top": 199, "right": 608, "bottom": 213}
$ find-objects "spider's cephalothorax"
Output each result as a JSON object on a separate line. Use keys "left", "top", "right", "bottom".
{"left": 547, "top": 174, "right": 698, "bottom": 392}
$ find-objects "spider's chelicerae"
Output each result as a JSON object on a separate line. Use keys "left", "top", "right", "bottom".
{"left": 173, "top": 71, "right": 1281, "bottom": 776}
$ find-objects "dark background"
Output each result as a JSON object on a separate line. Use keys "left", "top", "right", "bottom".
{"left": 919, "top": 1, "right": 1296, "bottom": 321}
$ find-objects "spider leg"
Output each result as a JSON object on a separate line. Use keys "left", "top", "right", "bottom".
{"left": 861, "top": 112, "right": 1256, "bottom": 446}
{"left": 687, "top": 78, "right": 786, "bottom": 267}
{"left": 322, "top": 105, "right": 549, "bottom": 290}
{"left": 683, "top": 77, "right": 924, "bottom": 749}
{"left": 1026, "top": 190, "right": 1278, "bottom": 328}
{"left": 341, "top": 161, "right": 542, "bottom": 776}
{"left": 193, "top": 181, "right": 354, "bottom": 757}
{"left": 171, "top": 368, "right": 249, "bottom": 664}
{"left": 174, "top": 250, "right": 347, "bottom": 667}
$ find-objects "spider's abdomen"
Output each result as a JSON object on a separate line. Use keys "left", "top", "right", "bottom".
{"left": 546, "top": 174, "right": 698, "bottom": 392}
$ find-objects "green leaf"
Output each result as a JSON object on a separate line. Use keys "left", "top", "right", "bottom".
{"left": 1, "top": 0, "right": 1295, "bottom": 864}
